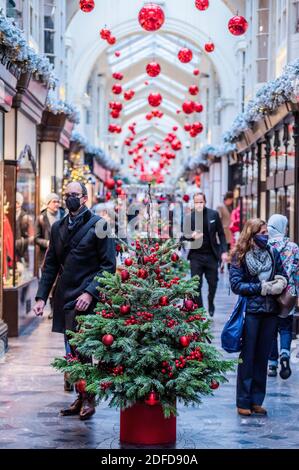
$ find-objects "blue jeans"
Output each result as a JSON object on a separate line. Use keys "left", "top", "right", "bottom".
{"left": 64, "top": 334, "right": 72, "bottom": 355}
{"left": 269, "top": 315, "right": 293, "bottom": 366}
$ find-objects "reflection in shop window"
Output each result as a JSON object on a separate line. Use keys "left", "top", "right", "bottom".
{"left": 286, "top": 185, "right": 295, "bottom": 241}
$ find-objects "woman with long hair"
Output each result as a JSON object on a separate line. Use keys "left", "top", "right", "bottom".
{"left": 230, "top": 218, "right": 287, "bottom": 416}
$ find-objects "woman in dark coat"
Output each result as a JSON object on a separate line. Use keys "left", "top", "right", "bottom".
{"left": 230, "top": 218, "right": 287, "bottom": 416}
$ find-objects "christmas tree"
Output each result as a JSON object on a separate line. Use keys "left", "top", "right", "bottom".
{"left": 53, "top": 237, "right": 234, "bottom": 417}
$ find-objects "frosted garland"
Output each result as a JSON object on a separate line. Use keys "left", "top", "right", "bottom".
{"left": 71, "top": 131, "right": 120, "bottom": 171}
{"left": 46, "top": 91, "right": 80, "bottom": 124}
{"left": 0, "top": 11, "right": 56, "bottom": 88}
{"left": 186, "top": 143, "right": 236, "bottom": 170}
{"left": 223, "top": 58, "right": 299, "bottom": 143}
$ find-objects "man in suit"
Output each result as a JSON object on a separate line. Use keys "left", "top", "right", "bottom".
{"left": 33, "top": 181, "right": 116, "bottom": 420}
{"left": 185, "top": 192, "right": 227, "bottom": 317}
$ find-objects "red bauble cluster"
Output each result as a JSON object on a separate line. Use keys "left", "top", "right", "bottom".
{"left": 146, "top": 62, "right": 161, "bottom": 77}
{"left": 136, "top": 311, "right": 154, "bottom": 322}
{"left": 112, "top": 72, "right": 123, "bottom": 80}
{"left": 205, "top": 42, "right": 215, "bottom": 53}
{"left": 145, "top": 391, "right": 160, "bottom": 406}
{"left": 146, "top": 109, "right": 163, "bottom": 120}
{"left": 175, "top": 356, "right": 187, "bottom": 369}
{"left": 195, "top": 0, "right": 209, "bottom": 10}
{"left": 100, "top": 309, "right": 114, "bottom": 319}
{"left": 124, "top": 90, "right": 135, "bottom": 101}
{"left": 100, "top": 28, "right": 116, "bottom": 45}
{"left": 148, "top": 92, "right": 162, "bottom": 107}
{"left": 190, "top": 121, "right": 204, "bottom": 138}
{"left": 138, "top": 4, "right": 165, "bottom": 31}
{"left": 125, "top": 316, "right": 140, "bottom": 326}
{"left": 79, "top": 0, "right": 95, "bottom": 13}
{"left": 189, "top": 85, "right": 199, "bottom": 96}
{"left": 108, "top": 124, "right": 122, "bottom": 134}
{"left": 178, "top": 48, "right": 193, "bottom": 63}
{"left": 102, "top": 334, "right": 114, "bottom": 346}
{"left": 109, "top": 101, "right": 123, "bottom": 120}
{"left": 138, "top": 268, "right": 149, "bottom": 279}
{"left": 100, "top": 381, "right": 112, "bottom": 391}
{"left": 112, "top": 365, "right": 124, "bottom": 376}
{"left": 186, "top": 347, "right": 203, "bottom": 362}
{"left": 112, "top": 84, "right": 122, "bottom": 95}
{"left": 186, "top": 314, "right": 202, "bottom": 323}
{"left": 228, "top": 15, "right": 249, "bottom": 36}
{"left": 161, "top": 361, "right": 174, "bottom": 378}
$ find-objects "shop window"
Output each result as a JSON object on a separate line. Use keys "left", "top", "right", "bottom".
{"left": 6, "top": 0, "right": 23, "bottom": 29}
{"left": 3, "top": 147, "right": 36, "bottom": 288}
{"left": 256, "top": 0, "right": 269, "bottom": 83}
{"left": 44, "top": 0, "right": 56, "bottom": 65}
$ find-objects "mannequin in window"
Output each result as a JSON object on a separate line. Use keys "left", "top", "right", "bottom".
{"left": 15, "top": 192, "right": 30, "bottom": 279}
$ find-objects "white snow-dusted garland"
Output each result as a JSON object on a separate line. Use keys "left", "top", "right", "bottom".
{"left": 46, "top": 90, "right": 80, "bottom": 124}
{"left": 185, "top": 143, "right": 236, "bottom": 171}
{"left": 223, "top": 58, "right": 299, "bottom": 143}
{"left": 71, "top": 131, "right": 120, "bottom": 171}
{"left": 0, "top": 10, "right": 57, "bottom": 88}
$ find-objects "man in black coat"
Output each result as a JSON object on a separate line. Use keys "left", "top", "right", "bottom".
{"left": 184, "top": 192, "right": 227, "bottom": 317}
{"left": 33, "top": 181, "right": 116, "bottom": 420}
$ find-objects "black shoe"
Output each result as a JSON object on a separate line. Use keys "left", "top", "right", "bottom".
{"left": 209, "top": 308, "right": 215, "bottom": 317}
{"left": 60, "top": 396, "right": 83, "bottom": 416}
{"left": 268, "top": 365, "right": 277, "bottom": 377}
{"left": 279, "top": 356, "right": 291, "bottom": 380}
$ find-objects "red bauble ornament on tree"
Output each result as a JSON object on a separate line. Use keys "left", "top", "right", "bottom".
{"left": 183, "top": 194, "right": 190, "bottom": 203}
{"left": 195, "top": 0, "right": 209, "bottom": 10}
{"left": 184, "top": 299, "right": 194, "bottom": 311}
{"left": 178, "top": 48, "right": 193, "bottom": 63}
{"left": 171, "top": 253, "right": 179, "bottom": 262}
{"left": 205, "top": 42, "right": 215, "bottom": 53}
{"left": 106, "top": 178, "right": 116, "bottom": 190}
{"left": 148, "top": 92, "right": 162, "bottom": 107}
{"left": 146, "top": 62, "right": 161, "bottom": 77}
{"left": 189, "top": 85, "right": 199, "bottom": 96}
{"left": 138, "top": 269, "right": 148, "bottom": 279}
{"left": 144, "top": 391, "right": 160, "bottom": 406}
{"left": 125, "top": 258, "right": 133, "bottom": 267}
{"left": 120, "top": 305, "right": 131, "bottom": 315}
{"left": 112, "top": 84, "right": 122, "bottom": 95}
{"left": 180, "top": 336, "right": 191, "bottom": 348}
{"left": 79, "top": 0, "right": 95, "bottom": 13}
{"left": 159, "top": 296, "right": 169, "bottom": 306}
{"left": 210, "top": 380, "right": 220, "bottom": 390}
{"left": 228, "top": 15, "right": 248, "bottom": 36}
{"left": 102, "top": 334, "right": 114, "bottom": 346}
{"left": 182, "top": 100, "right": 194, "bottom": 114}
{"left": 138, "top": 4, "right": 165, "bottom": 32}
{"left": 76, "top": 379, "right": 87, "bottom": 393}
{"left": 121, "top": 270, "right": 130, "bottom": 282}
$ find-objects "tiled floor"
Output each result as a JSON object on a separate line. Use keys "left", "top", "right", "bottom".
{"left": 1, "top": 274, "right": 299, "bottom": 449}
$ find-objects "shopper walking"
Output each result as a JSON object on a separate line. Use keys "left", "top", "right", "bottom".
{"left": 267, "top": 214, "right": 299, "bottom": 380}
{"left": 33, "top": 181, "right": 116, "bottom": 420}
{"left": 230, "top": 218, "right": 287, "bottom": 416}
{"left": 217, "top": 191, "right": 234, "bottom": 251}
{"left": 184, "top": 192, "right": 228, "bottom": 317}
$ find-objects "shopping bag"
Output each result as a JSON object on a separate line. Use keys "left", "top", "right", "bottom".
{"left": 221, "top": 296, "right": 246, "bottom": 353}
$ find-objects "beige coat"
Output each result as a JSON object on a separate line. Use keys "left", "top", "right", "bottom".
{"left": 217, "top": 204, "right": 232, "bottom": 245}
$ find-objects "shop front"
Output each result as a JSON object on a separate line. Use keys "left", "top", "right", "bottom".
{"left": 2, "top": 72, "right": 48, "bottom": 337}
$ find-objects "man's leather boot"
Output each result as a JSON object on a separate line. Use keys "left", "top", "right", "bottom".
{"left": 60, "top": 394, "right": 83, "bottom": 416}
{"left": 79, "top": 393, "right": 96, "bottom": 421}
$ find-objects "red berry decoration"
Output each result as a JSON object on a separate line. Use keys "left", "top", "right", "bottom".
{"left": 184, "top": 299, "right": 194, "bottom": 311}
{"left": 195, "top": 0, "right": 209, "bottom": 10}
{"left": 102, "top": 334, "right": 114, "bottom": 346}
{"left": 183, "top": 194, "right": 190, "bottom": 202}
{"left": 146, "top": 62, "right": 161, "bottom": 77}
{"left": 79, "top": 0, "right": 95, "bottom": 13}
{"left": 76, "top": 379, "right": 86, "bottom": 393}
{"left": 145, "top": 391, "right": 160, "bottom": 406}
{"left": 148, "top": 92, "right": 162, "bottom": 107}
{"left": 228, "top": 15, "right": 249, "bottom": 36}
{"left": 182, "top": 100, "right": 194, "bottom": 114}
{"left": 159, "top": 296, "right": 169, "bottom": 306}
{"left": 178, "top": 48, "right": 193, "bottom": 63}
{"left": 138, "top": 3, "right": 165, "bottom": 32}
{"left": 205, "top": 42, "right": 215, "bottom": 53}
{"left": 125, "top": 258, "right": 133, "bottom": 267}
{"left": 121, "top": 270, "right": 130, "bottom": 282}
{"left": 171, "top": 253, "right": 179, "bottom": 262}
{"left": 112, "top": 84, "right": 122, "bottom": 95}
{"left": 189, "top": 85, "right": 199, "bottom": 96}
{"left": 210, "top": 380, "right": 220, "bottom": 390}
{"left": 120, "top": 305, "right": 131, "bottom": 315}
{"left": 180, "top": 336, "right": 191, "bottom": 348}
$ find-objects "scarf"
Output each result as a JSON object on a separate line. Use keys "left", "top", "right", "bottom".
{"left": 68, "top": 206, "right": 89, "bottom": 232}
{"left": 245, "top": 246, "right": 273, "bottom": 281}
{"left": 47, "top": 209, "right": 60, "bottom": 227}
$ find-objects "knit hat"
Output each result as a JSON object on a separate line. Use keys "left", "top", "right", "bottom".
{"left": 268, "top": 214, "right": 288, "bottom": 239}
{"left": 45, "top": 193, "right": 60, "bottom": 205}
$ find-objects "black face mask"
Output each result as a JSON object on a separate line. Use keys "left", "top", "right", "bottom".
{"left": 66, "top": 196, "right": 81, "bottom": 213}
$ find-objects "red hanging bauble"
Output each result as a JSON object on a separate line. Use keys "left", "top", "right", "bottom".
{"left": 117, "top": 179, "right": 123, "bottom": 187}
{"left": 179, "top": 336, "right": 191, "bottom": 348}
{"left": 148, "top": 92, "right": 162, "bottom": 107}
{"left": 112, "top": 72, "right": 123, "bottom": 80}
{"left": 107, "top": 36, "right": 116, "bottom": 45}
{"left": 120, "top": 305, "right": 131, "bottom": 315}
{"left": 173, "top": 126, "right": 178, "bottom": 131}
{"left": 192, "top": 122, "right": 203, "bottom": 133}
{"left": 178, "top": 48, "right": 193, "bottom": 63}
{"left": 146, "top": 62, "right": 161, "bottom": 77}
{"left": 79, "top": 0, "right": 95, "bottom": 13}
{"left": 106, "top": 178, "right": 116, "bottom": 190}
{"left": 183, "top": 194, "right": 190, "bottom": 203}
{"left": 146, "top": 112, "right": 153, "bottom": 121}
{"left": 144, "top": 390, "right": 160, "bottom": 406}
{"left": 195, "top": 0, "right": 209, "bottom": 10}
{"left": 76, "top": 379, "right": 87, "bottom": 393}
{"left": 102, "top": 334, "right": 114, "bottom": 346}
{"left": 110, "top": 101, "right": 123, "bottom": 111}
{"left": 112, "top": 84, "right": 122, "bottom": 95}
{"left": 182, "top": 100, "right": 194, "bottom": 114}
{"left": 100, "top": 28, "right": 111, "bottom": 40}
{"left": 205, "top": 42, "right": 215, "bottom": 53}
{"left": 111, "top": 110, "right": 120, "bottom": 119}
{"left": 228, "top": 15, "right": 248, "bottom": 36}
{"left": 138, "top": 4, "right": 165, "bottom": 32}
{"left": 115, "top": 125, "right": 122, "bottom": 134}
{"left": 210, "top": 380, "right": 220, "bottom": 390}
{"left": 121, "top": 270, "right": 130, "bottom": 282}
{"left": 106, "top": 191, "right": 112, "bottom": 201}
{"left": 190, "top": 128, "right": 198, "bottom": 138}
{"left": 184, "top": 123, "right": 192, "bottom": 132}
{"left": 189, "top": 85, "right": 199, "bottom": 96}
{"left": 159, "top": 296, "right": 169, "bottom": 306}
{"left": 115, "top": 51, "right": 121, "bottom": 57}
{"left": 193, "top": 68, "right": 200, "bottom": 76}
{"left": 194, "top": 102, "right": 203, "bottom": 113}
{"left": 124, "top": 90, "right": 135, "bottom": 101}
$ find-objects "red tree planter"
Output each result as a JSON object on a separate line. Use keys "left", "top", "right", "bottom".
{"left": 120, "top": 402, "right": 177, "bottom": 445}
